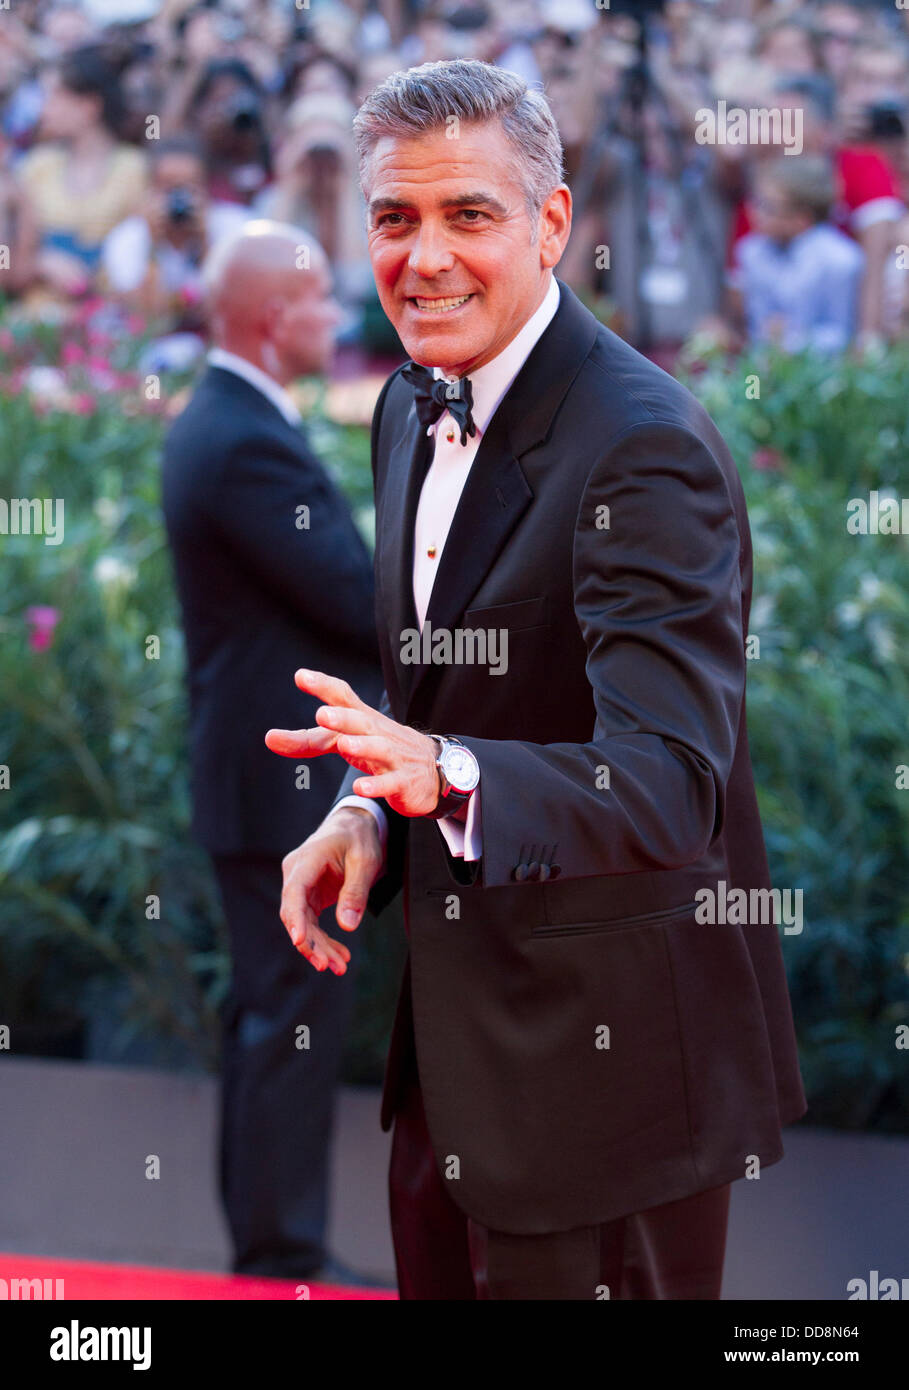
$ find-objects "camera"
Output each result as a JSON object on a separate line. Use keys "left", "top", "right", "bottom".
{"left": 866, "top": 101, "right": 906, "bottom": 140}
{"left": 226, "top": 91, "right": 263, "bottom": 133}
{"left": 166, "top": 187, "right": 197, "bottom": 225}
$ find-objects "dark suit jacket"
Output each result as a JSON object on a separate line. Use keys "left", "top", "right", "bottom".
{"left": 333, "top": 280, "right": 807, "bottom": 1235}
{"left": 162, "top": 365, "right": 382, "bottom": 858}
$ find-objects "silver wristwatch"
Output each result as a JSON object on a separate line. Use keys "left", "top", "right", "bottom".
{"left": 425, "top": 735, "right": 480, "bottom": 819}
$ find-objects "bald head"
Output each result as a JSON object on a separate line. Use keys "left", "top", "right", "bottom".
{"left": 203, "top": 220, "right": 339, "bottom": 383}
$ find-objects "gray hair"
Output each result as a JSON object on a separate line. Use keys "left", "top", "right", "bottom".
{"left": 353, "top": 59, "right": 565, "bottom": 226}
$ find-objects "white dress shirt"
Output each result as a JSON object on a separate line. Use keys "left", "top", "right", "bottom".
{"left": 207, "top": 347, "right": 302, "bottom": 427}
{"left": 333, "top": 276, "right": 561, "bottom": 865}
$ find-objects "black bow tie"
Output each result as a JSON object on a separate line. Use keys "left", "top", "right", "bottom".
{"left": 401, "top": 362, "right": 477, "bottom": 447}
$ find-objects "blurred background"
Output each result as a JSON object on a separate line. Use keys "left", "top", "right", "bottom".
{"left": 1, "top": 0, "right": 908, "bottom": 1296}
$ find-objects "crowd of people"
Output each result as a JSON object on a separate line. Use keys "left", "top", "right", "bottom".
{"left": 2, "top": 0, "right": 909, "bottom": 367}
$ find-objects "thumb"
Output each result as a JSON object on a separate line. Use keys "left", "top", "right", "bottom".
{"left": 336, "top": 856, "right": 377, "bottom": 932}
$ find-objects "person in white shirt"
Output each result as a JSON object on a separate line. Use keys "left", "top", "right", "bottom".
{"left": 727, "top": 155, "right": 865, "bottom": 352}
{"left": 101, "top": 134, "right": 250, "bottom": 324}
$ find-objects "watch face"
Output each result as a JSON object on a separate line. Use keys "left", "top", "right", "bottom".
{"left": 442, "top": 744, "right": 480, "bottom": 793}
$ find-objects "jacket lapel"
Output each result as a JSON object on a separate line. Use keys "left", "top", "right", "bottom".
{"left": 379, "top": 408, "right": 432, "bottom": 714}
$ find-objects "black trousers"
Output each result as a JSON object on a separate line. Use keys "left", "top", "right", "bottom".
{"left": 388, "top": 1021, "right": 731, "bottom": 1300}
{"left": 212, "top": 852, "right": 356, "bottom": 1278}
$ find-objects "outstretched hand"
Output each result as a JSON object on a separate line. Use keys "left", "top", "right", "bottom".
{"left": 265, "top": 669, "right": 440, "bottom": 818}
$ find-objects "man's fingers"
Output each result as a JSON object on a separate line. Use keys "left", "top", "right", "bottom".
{"left": 334, "top": 733, "right": 394, "bottom": 768}
{"left": 336, "top": 854, "right": 379, "bottom": 932}
{"left": 352, "top": 772, "right": 402, "bottom": 800}
{"left": 264, "top": 726, "right": 338, "bottom": 757}
{"left": 294, "top": 669, "right": 369, "bottom": 713}
{"left": 278, "top": 875, "right": 318, "bottom": 943}
{"left": 279, "top": 875, "right": 350, "bottom": 974}
{"left": 287, "top": 913, "right": 351, "bottom": 975}
{"left": 299, "top": 926, "right": 351, "bottom": 975}
{"left": 316, "top": 706, "right": 379, "bottom": 736}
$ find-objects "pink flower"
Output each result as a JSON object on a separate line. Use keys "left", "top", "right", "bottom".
{"left": 70, "top": 392, "right": 96, "bottom": 415}
{"left": 0, "top": 328, "right": 15, "bottom": 354}
{"left": 125, "top": 314, "right": 146, "bottom": 336}
{"left": 25, "top": 606, "right": 60, "bottom": 652}
{"left": 751, "top": 448, "right": 784, "bottom": 473}
{"left": 73, "top": 297, "right": 106, "bottom": 326}
{"left": 86, "top": 328, "right": 115, "bottom": 350}
{"left": 86, "top": 357, "right": 117, "bottom": 390}
{"left": 62, "top": 342, "right": 86, "bottom": 366}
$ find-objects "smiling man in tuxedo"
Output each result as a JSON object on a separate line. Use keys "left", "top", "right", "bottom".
{"left": 266, "top": 59, "right": 806, "bottom": 1301}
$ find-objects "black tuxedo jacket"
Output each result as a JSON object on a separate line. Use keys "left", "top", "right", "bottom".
{"left": 162, "top": 365, "right": 382, "bottom": 858}
{"left": 333, "top": 280, "right": 807, "bottom": 1235}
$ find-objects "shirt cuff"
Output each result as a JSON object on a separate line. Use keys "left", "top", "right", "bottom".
{"left": 435, "top": 788, "right": 482, "bottom": 862}
{"left": 331, "top": 795, "right": 388, "bottom": 855}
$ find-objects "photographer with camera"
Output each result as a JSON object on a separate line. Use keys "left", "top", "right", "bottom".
{"left": 101, "top": 133, "right": 248, "bottom": 329}
{"left": 188, "top": 57, "right": 273, "bottom": 207}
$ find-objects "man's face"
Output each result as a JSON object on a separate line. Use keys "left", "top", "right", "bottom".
{"left": 818, "top": 4, "right": 861, "bottom": 82}
{"left": 752, "top": 181, "right": 807, "bottom": 245}
{"left": 40, "top": 72, "right": 99, "bottom": 140}
{"left": 761, "top": 25, "right": 817, "bottom": 76}
{"left": 154, "top": 152, "right": 206, "bottom": 199}
{"left": 197, "top": 76, "right": 261, "bottom": 154}
{"left": 365, "top": 121, "right": 569, "bottom": 376}
{"left": 272, "top": 255, "right": 341, "bottom": 378}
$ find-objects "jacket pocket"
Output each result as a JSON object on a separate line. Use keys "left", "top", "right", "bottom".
{"left": 531, "top": 899, "right": 701, "bottom": 939}
{"left": 462, "top": 594, "right": 548, "bottom": 632}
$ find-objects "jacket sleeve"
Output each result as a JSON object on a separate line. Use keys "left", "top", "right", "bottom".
{"left": 454, "top": 419, "right": 746, "bottom": 889}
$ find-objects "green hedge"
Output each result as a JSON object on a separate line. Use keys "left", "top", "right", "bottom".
{"left": 680, "top": 343, "right": 909, "bottom": 1129}
{"left": 1, "top": 318, "right": 907, "bottom": 1126}
{"left": 0, "top": 316, "right": 402, "bottom": 1080}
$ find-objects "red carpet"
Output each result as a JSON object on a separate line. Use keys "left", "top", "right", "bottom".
{"left": 0, "top": 1253, "right": 397, "bottom": 1300}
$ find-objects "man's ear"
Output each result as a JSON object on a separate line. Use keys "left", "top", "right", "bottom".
{"left": 538, "top": 185, "right": 572, "bottom": 269}
{"left": 261, "top": 295, "right": 285, "bottom": 341}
